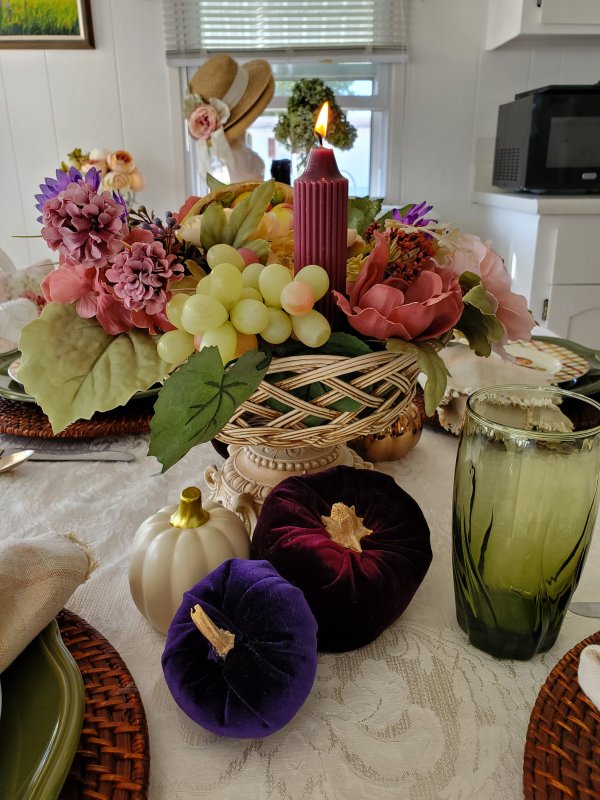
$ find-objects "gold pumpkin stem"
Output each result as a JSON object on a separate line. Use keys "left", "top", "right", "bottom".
{"left": 321, "top": 503, "right": 373, "bottom": 552}
{"left": 190, "top": 604, "right": 235, "bottom": 658}
{"left": 170, "top": 486, "right": 210, "bottom": 529}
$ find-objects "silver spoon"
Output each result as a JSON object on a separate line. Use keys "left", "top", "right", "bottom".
{"left": 0, "top": 449, "right": 34, "bottom": 474}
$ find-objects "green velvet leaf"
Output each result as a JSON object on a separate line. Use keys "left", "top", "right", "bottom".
{"left": 18, "top": 304, "right": 167, "bottom": 434}
{"left": 148, "top": 346, "right": 271, "bottom": 471}
{"left": 347, "top": 196, "right": 384, "bottom": 238}
{"left": 224, "top": 180, "right": 275, "bottom": 248}
{"left": 199, "top": 203, "right": 227, "bottom": 251}
{"left": 386, "top": 338, "right": 450, "bottom": 416}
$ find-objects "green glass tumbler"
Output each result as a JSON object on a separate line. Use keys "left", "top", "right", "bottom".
{"left": 453, "top": 385, "right": 600, "bottom": 660}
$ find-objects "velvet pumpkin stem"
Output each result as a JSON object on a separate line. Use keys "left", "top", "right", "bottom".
{"left": 190, "top": 604, "right": 235, "bottom": 658}
{"left": 321, "top": 503, "right": 373, "bottom": 552}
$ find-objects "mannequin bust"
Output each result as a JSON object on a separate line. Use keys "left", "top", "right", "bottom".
{"left": 224, "top": 134, "right": 265, "bottom": 182}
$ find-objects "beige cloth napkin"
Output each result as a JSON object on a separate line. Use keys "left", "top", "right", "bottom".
{"left": 0, "top": 534, "right": 95, "bottom": 673}
{"left": 578, "top": 645, "right": 600, "bottom": 710}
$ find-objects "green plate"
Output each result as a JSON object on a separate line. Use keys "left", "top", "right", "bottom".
{"left": 0, "top": 620, "right": 84, "bottom": 800}
{"left": 533, "top": 335, "right": 600, "bottom": 397}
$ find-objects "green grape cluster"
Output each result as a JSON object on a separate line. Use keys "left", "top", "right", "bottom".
{"left": 157, "top": 244, "right": 331, "bottom": 366}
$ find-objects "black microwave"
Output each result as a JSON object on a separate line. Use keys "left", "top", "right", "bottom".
{"left": 492, "top": 84, "right": 600, "bottom": 194}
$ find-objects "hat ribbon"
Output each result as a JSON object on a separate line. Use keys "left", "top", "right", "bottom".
{"left": 221, "top": 64, "right": 249, "bottom": 111}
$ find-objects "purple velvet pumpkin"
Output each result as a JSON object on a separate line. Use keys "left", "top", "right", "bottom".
{"left": 251, "top": 465, "right": 432, "bottom": 652}
{"left": 162, "top": 558, "right": 318, "bottom": 738}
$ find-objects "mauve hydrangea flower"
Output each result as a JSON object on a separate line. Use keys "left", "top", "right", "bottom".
{"left": 35, "top": 167, "right": 101, "bottom": 221}
{"left": 105, "top": 241, "right": 183, "bottom": 315}
{"left": 41, "top": 180, "right": 128, "bottom": 268}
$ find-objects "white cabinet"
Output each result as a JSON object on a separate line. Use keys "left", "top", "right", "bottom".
{"left": 472, "top": 191, "right": 600, "bottom": 349}
{"left": 546, "top": 286, "right": 600, "bottom": 348}
{"left": 486, "top": 0, "right": 600, "bottom": 49}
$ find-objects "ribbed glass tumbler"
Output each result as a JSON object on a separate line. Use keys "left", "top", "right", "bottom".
{"left": 452, "top": 385, "right": 600, "bottom": 660}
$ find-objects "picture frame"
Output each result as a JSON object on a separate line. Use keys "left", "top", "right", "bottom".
{"left": 0, "top": 0, "right": 95, "bottom": 50}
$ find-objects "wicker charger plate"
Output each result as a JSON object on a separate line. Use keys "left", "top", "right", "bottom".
{"left": 0, "top": 397, "right": 153, "bottom": 438}
{"left": 57, "top": 609, "right": 150, "bottom": 800}
{"left": 523, "top": 629, "right": 600, "bottom": 800}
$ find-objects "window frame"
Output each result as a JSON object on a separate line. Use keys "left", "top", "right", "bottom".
{"left": 179, "top": 61, "right": 401, "bottom": 202}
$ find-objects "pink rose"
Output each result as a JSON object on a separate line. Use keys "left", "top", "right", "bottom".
{"left": 188, "top": 104, "right": 222, "bottom": 140}
{"left": 441, "top": 235, "right": 535, "bottom": 342}
{"left": 333, "top": 232, "right": 463, "bottom": 341}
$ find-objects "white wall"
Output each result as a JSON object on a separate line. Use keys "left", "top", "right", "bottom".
{"left": 2, "top": 0, "right": 600, "bottom": 270}
{"left": 0, "top": 0, "right": 182, "bottom": 269}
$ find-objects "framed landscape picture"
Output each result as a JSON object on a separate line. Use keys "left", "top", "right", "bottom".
{"left": 0, "top": 0, "right": 94, "bottom": 49}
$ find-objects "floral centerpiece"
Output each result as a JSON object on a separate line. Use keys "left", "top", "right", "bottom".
{"left": 18, "top": 168, "right": 534, "bottom": 472}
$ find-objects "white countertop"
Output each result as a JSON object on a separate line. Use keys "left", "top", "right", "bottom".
{"left": 472, "top": 188, "right": 600, "bottom": 215}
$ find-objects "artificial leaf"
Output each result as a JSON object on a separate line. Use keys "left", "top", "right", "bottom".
{"left": 148, "top": 346, "right": 271, "bottom": 471}
{"left": 348, "top": 196, "right": 383, "bottom": 238}
{"left": 386, "top": 338, "right": 450, "bottom": 416}
{"left": 18, "top": 304, "right": 167, "bottom": 433}
{"left": 457, "top": 272, "right": 505, "bottom": 356}
{"left": 224, "top": 179, "right": 275, "bottom": 248}
{"left": 270, "top": 332, "right": 372, "bottom": 359}
{"left": 207, "top": 173, "right": 227, "bottom": 192}
{"left": 199, "top": 202, "right": 227, "bottom": 251}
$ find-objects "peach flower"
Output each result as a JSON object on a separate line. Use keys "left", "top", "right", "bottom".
{"left": 103, "top": 171, "right": 132, "bottom": 192}
{"left": 333, "top": 231, "right": 463, "bottom": 341}
{"left": 440, "top": 234, "right": 535, "bottom": 342}
{"left": 129, "top": 168, "right": 145, "bottom": 192}
{"left": 106, "top": 150, "right": 135, "bottom": 174}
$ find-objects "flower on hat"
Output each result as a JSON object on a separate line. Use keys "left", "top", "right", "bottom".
{"left": 184, "top": 94, "right": 231, "bottom": 141}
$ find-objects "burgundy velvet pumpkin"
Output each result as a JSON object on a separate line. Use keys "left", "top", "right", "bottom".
{"left": 251, "top": 465, "right": 432, "bottom": 652}
{"left": 162, "top": 558, "right": 318, "bottom": 738}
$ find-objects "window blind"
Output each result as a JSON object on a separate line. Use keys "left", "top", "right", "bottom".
{"left": 163, "top": 0, "right": 408, "bottom": 65}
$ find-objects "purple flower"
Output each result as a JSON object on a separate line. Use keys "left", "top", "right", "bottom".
{"left": 104, "top": 241, "right": 183, "bottom": 314}
{"left": 35, "top": 167, "right": 101, "bottom": 221}
{"left": 41, "top": 181, "right": 128, "bottom": 268}
{"left": 392, "top": 202, "right": 437, "bottom": 227}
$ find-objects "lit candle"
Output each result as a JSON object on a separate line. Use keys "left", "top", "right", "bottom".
{"left": 294, "top": 102, "right": 349, "bottom": 326}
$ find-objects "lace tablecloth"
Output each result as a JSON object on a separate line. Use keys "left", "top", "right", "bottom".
{"left": 1, "top": 428, "right": 599, "bottom": 800}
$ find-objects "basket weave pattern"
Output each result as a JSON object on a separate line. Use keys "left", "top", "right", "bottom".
{"left": 58, "top": 610, "right": 149, "bottom": 800}
{"left": 523, "top": 629, "right": 600, "bottom": 800}
{"left": 219, "top": 350, "right": 420, "bottom": 448}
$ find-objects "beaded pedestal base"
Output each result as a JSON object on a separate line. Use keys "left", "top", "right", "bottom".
{"left": 204, "top": 443, "right": 372, "bottom": 533}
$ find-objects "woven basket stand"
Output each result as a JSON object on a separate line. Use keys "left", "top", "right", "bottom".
{"left": 218, "top": 349, "right": 420, "bottom": 449}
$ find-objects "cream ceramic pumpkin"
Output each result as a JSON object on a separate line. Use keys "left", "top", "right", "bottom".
{"left": 129, "top": 486, "right": 250, "bottom": 634}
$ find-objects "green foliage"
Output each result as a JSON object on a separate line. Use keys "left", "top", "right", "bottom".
{"left": 456, "top": 272, "right": 505, "bottom": 357}
{"left": 18, "top": 304, "right": 168, "bottom": 433}
{"left": 348, "top": 197, "right": 384, "bottom": 237}
{"left": 386, "top": 338, "right": 451, "bottom": 416}
{"left": 199, "top": 180, "right": 274, "bottom": 252}
{"left": 274, "top": 79, "right": 357, "bottom": 156}
{"left": 0, "top": 0, "right": 79, "bottom": 36}
{"left": 148, "top": 347, "right": 271, "bottom": 471}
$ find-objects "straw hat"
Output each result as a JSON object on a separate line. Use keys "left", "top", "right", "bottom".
{"left": 189, "top": 54, "right": 274, "bottom": 141}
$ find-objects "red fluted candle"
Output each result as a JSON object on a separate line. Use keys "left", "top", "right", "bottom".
{"left": 294, "top": 103, "right": 348, "bottom": 326}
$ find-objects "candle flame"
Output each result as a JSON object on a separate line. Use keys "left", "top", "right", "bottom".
{"left": 315, "top": 102, "right": 329, "bottom": 139}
